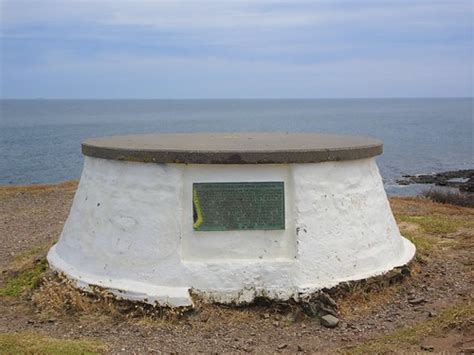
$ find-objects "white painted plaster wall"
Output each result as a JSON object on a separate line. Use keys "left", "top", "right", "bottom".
{"left": 48, "top": 156, "right": 415, "bottom": 307}
{"left": 181, "top": 164, "right": 295, "bottom": 261}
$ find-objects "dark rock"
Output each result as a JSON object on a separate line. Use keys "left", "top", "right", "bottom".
{"left": 319, "top": 292, "right": 337, "bottom": 308}
{"left": 320, "top": 314, "right": 339, "bottom": 328}
{"left": 408, "top": 297, "right": 425, "bottom": 305}
{"left": 319, "top": 304, "right": 338, "bottom": 317}
{"left": 401, "top": 266, "right": 411, "bottom": 276}
{"left": 386, "top": 269, "right": 404, "bottom": 284}
{"left": 397, "top": 169, "right": 474, "bottom": 192}
{"left": 421, "top": 345, "right": 434, "bottom": 352}
{"left": 301, "top": 302, "right": 319, "bottom": 317}
{"left": 301, "top": 291, "right": 338, "bottom": 318}
{"left": 460, "top": 177, "right": 474, "bottom": 192}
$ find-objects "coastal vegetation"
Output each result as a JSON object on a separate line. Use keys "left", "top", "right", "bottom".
{"left": 0, "top": 332, "right": 106, "bottom": 354}
{"left": 0, "top": 257, "right": 47, "bottom": 298}
{"left": 422, "top": 189, "right": 474, "bottom": 208}
{"left": 0, "top": 182, "right": 472, "bottom": 353}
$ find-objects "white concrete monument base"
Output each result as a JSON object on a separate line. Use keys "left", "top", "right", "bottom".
{"left": 48, "top": 133, "right": 415, "bottom": 307}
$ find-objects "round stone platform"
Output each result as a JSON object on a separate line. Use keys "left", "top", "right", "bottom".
{"left": 48, "top": 132, "right": 414, "bottom": 308}
{"left": 82, "top": 133, "right": 383, "bottom": 164}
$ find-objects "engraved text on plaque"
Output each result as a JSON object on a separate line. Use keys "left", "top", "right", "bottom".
{"left": 192, "top": 182, "right": 285, "bottom": 231}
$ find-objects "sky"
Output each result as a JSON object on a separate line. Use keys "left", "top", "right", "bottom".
{"left": 0, "top": 0, "right": 472, "bottom": 99}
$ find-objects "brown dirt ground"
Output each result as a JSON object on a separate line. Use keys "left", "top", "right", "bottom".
{"left": 0, "top": 182, "right": 473, "bottom": 354}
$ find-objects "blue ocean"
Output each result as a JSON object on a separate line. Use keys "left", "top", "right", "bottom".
{"left": 0, "top": 98, "right": 472, "bottom": 195}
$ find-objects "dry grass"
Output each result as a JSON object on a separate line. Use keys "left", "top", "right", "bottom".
{"left": 392, "top": 197, "right": 474, "bottom": 265}
{"left": 337, "top": 263, "right": 421, "bottom": 321}
{"left": 339, "top": 198, "right": 474, "bottom": 321}
{"left": 9, "top": 244, "right": 52, "bottom": 270}
{"left": 0, "top": 331, "right": 106, "bottom": 354}
{"left": 421, "top": 189, "right": 474, "bottom": 208}
{"left": 344, "top": 301, "right": 474, "bottom": 354}
{"left": 337, "top": 283, "right": 401, "bottom": 321}
{"left": 332, "top": 198, "right": 474, "bottom": 353}
{"left": 33, "top": 273, "right": 303, "bottom": 331}
{"left": 397, "top": 214, "right": 474, "bottom": 235}
{"left": 390, "top": 196, "right": 474, "bottom": 217}
{"left": 33, "top": 273, "right": 189, "bottom": 322}
{"left": 0, "top": 181, "right": 78, "bottom": 196}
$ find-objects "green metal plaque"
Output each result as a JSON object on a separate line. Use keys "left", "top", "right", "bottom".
{"left": 193, "top": 182, "right": 285, "bottom": 231}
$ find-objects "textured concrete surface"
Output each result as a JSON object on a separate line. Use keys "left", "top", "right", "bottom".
{"left": 48, "top": 156, "right": 414, "bottom": 307}
{"left": 82, "top": 133, "right": 383, "bottom": 164}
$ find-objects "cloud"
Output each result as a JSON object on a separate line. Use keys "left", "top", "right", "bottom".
{"left": 2, "top": 0, "right": 471, "bottom": 30}
{"left": 1, "top": 0, "right": 472, "bottom": 98}
{"left": 3, "top": 48, "right": 470, "bottom": 98}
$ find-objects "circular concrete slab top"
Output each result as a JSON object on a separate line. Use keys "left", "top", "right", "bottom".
{"left": 82, "top": 133, "right": 383, "bottom": 164}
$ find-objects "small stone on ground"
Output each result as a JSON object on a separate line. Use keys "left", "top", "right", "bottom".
{"left": 320, "top": 314, "right": 339, "bottom": 328}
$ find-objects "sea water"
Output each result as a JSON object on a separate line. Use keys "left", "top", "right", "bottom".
{"left": 1, "top": 98, "right": 472, "bottom": 195}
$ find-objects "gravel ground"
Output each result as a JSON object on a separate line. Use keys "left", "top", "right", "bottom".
{"left": 0, "top": 182, "right": 473, "bottom": 354}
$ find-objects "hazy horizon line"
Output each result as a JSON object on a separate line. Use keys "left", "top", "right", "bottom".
{"left": 1, "top": 96, "right": 473, "bottom": 101}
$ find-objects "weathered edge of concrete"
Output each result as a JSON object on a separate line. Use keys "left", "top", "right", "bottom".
{"left": 47, "top": 245, "right": 194, "bottom": 308}
{"left": 46, "top": 237, "right": 415, "bottom": 308}
{"left": 81, "top": 144, "right": 383, "bottom": 164}
{"left": 81, "top": 133, "right": 383, "bottom": 164}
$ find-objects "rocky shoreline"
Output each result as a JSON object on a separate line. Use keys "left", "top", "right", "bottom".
{"left": 397, "top": 169, "right": 474, "bottom": 193}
